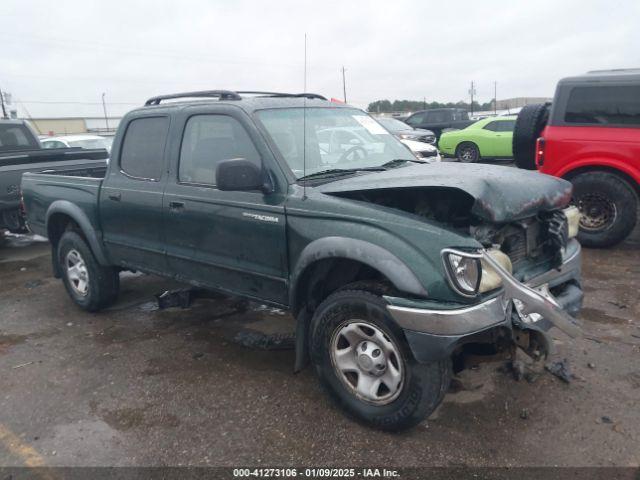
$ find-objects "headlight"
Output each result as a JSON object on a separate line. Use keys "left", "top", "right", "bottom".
{"left": 442, "top": 249, "right": 482, "bottom": 296}
{"left": 399, "top": 134, "right": 416, "bottom": 140}
{"left": 563, "top": 205, "right": 581, "bottom": 239}
{"left": 443, "top": 248, "right": 512, "bottom": 296}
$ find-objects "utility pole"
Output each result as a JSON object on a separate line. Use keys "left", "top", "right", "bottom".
{"left": 494, "top": 81, "right": 497, "bottom": 115}
{"left": 341, "top": 66, "right": 347, "bottom": 103}
{"left": 423, "top": 96, "right": 426, "bottom": 110}
{"left": 101, "top": 93, "right": 109, "bottom": 132}
{"left": 468, "top": 81, "right": 476, "bottom": 115}
{"left": 0, "top": 87, "right": 8, "bottom": 119}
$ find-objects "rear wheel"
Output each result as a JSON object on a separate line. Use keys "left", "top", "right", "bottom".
{"left": 57, "top": 231, "right": 119, "bottom": 311}
{"left": 571, "top": 172, "right": 638, "bottom": 248}
{"left": 456, "top": 142, "right": 480, "bottom": 163}
{"left": 310, "top": 285, "right": 451, "bottom": 431}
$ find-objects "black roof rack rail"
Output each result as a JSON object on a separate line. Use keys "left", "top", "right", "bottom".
{"left": 235, "top": 91, "right": 327, "bottom": 100}
{"left": 144, "top": 90, "right": 242, "bottom": 106}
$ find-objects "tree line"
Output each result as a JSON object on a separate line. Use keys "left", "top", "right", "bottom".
{"left": 367, "top": 99, "right": 495, "bottom": 113}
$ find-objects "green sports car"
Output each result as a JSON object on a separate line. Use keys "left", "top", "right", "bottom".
{"left": 438, "top": 116, "right": 517, "bottom": 162}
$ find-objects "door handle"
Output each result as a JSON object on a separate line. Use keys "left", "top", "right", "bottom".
{"left": 108, "top": 193, "right": 121, "bottom": 201}
{"left": 169, "top": 201, "right": 185, "bottom": 211}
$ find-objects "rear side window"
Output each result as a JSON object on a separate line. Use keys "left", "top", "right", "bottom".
{"left": 483, "top": 121, "right": 500, "bottom": 131}
{"left": 565, "top": 85, "right": 640, "bottom": 126}
{"left": 497, "top": 120, "right": 516, "bottom": 132}
{"left": 425, "top": 111, "right": 447, "bottom": 123}
{"left": 120, "top": 117, "right": 169, "bottom": 180}
{"left": 179, "top": 115, "right": 261, "bottom": 185}
{"left": 0, "top": 124, "right": 39, "bottom": 151}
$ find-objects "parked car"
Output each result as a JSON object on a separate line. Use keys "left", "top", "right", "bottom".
{"left": 316, "top": 124, "right": 439, "bottom": 163}
{"left": 22, "top": 89, "right": 582, "bottom": 431}
{"left": 438, "top": 116, "right": 517, "bottom": 162}
{"left": 513, "top": 69, "right": 640, "bottom": 247}
{"left": 376, "top": 117, "right": 436, "bottom": 144}
{"left": 399, "top": 138, "right": 441, "bottom": 162}
{"left": 403, "top": 108, "right": 474, "bottom": 139}
{"left": 0, "top": 119, "right": 107, "bottom": 233}
{"left": 41, "top": 134, "right": 113, "bottom": 153}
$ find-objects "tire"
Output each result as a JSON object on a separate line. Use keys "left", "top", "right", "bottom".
{"left": 310, "top": 285, "right": 451, "bottom": 431}
{"left": 571, "top": 172, "right": 638, "bottom": 248}
{"left": 57, "top": 231, "right": 119, "bottom": 311}
{"left": 513, "top": 103, "right": 550, "bottom": 170}
{"left": 456, "top": 142, "right": 480, "bottom": 163}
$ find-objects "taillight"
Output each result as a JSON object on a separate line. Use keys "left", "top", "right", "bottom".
{"left": 535, "top": 137, "right": 545, "bottom": 168}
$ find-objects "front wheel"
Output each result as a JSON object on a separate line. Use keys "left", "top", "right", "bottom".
{"left": 310, "top": 286, "right": 451, "bottom": 431}
{"left": 57, "top": 231, "right": 120, "bottom": 311}
{"left": 456, "top": 142, "right": 480, "bottom": 163}
{"left": 571, "top": 172, "right": 638, "bottom": 248}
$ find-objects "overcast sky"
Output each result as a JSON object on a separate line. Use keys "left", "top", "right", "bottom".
{"left": 1, "top": 0, "right": 638, "bottom": 118}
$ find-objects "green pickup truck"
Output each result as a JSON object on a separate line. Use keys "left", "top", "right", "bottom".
{"left": 21, "top": 90, "right": 583, "bottom": 431}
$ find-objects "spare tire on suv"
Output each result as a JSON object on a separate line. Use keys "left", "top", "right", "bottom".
{"left": 513, "top": 103, "right": 550, "bottom": 170}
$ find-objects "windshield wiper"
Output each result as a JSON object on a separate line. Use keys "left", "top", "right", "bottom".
{"left": 378, "top": 158, "right": 425, "bottom": 169}
{"left": 298, "top": 167, "right": 385, "bottom": 181}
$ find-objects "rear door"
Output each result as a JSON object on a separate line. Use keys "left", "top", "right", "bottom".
{"left": 162, "top": 105, "right": 289, "bottom": 305}
{"left": 100, "top": 114, "right": 170, "bottom": 273}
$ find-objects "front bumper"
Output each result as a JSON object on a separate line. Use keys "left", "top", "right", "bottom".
{"left": 386, "top": 239, "right": 583, "bottom": 363}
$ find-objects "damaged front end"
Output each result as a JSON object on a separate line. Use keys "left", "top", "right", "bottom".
{"left": 382, "top": 199, "right": 583, "bottom": 367}
{"left": 318, "top": 163, "right": 583, "bottom": 366}
{"left": 386, "top": 231, "right": 583, "bottom": 365}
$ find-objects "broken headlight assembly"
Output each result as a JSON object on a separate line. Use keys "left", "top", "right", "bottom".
{"left": 442, "top": 248, "right": 513, "bottom": 297}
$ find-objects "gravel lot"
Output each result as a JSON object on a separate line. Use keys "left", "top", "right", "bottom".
{"left": 0, "top": 226, "right": 638, "bottom": 468}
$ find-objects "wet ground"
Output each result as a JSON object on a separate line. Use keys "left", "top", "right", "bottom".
{"left": 0, "top": 228, "right": 639, "bottom": 468}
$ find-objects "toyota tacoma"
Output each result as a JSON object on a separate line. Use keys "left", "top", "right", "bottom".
{"left": 21, "top": 90, "right": 583, "bottom": 430}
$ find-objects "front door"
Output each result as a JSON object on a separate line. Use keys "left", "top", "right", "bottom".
{"left": 100, "top": 115, "right": 170, "bottom": 273}
{"left": 162, "top": 107, "right": 288, "bottom": 305}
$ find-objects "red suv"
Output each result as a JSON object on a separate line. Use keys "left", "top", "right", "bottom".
{"left": 513, "top": 69, "right": 640, "bottom": 247}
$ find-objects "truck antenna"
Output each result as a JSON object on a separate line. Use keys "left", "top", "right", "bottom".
{"left": 302, "top": 33, "right": 308, "bottom": 200}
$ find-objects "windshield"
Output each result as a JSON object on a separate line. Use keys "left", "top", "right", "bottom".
{"left": 69, "top": 138, "right": 112, "bottom": 151}
{"left": 257, "top": 108, "right": 415, "bottom": 179}
{"left": 377, "top": 117, "right": 411, "bottom": 131}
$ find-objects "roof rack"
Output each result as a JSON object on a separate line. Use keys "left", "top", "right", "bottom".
{"left": 144, "top": 90, "right": 242, "bottom": 106}
{"left": 144, "top": 90, "right": 327, "bottom": 106}
{"left": 235, "top": 91, "right": 327, "bottom": 100}
{"left": 587, "top": 68, "right": 640, "bottom": 74}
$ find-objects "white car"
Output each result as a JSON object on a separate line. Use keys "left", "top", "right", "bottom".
{"left": 41, "top": 135, "right": 112, "bottom": 153}
{"left": 400, "top": 138, "right": 441, "bottom": 162}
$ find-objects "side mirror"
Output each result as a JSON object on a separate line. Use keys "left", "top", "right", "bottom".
{"left": 216, "top": 158, "right": 269, "bottom": 192}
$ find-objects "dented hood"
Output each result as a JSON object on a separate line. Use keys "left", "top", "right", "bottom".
{"left": 317, "top": 162, "right": 573, "bottom": 223}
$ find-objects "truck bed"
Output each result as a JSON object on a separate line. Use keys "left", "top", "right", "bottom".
{"left": 20, "top": 168, "right": 106, "bottom": 238}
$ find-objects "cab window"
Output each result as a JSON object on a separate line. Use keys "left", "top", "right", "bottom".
{"left": 178, "top": 115, "right": 260, "bottom": 186}
{"left": 120, "top": 117, "right": 169, "bottom": 180}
